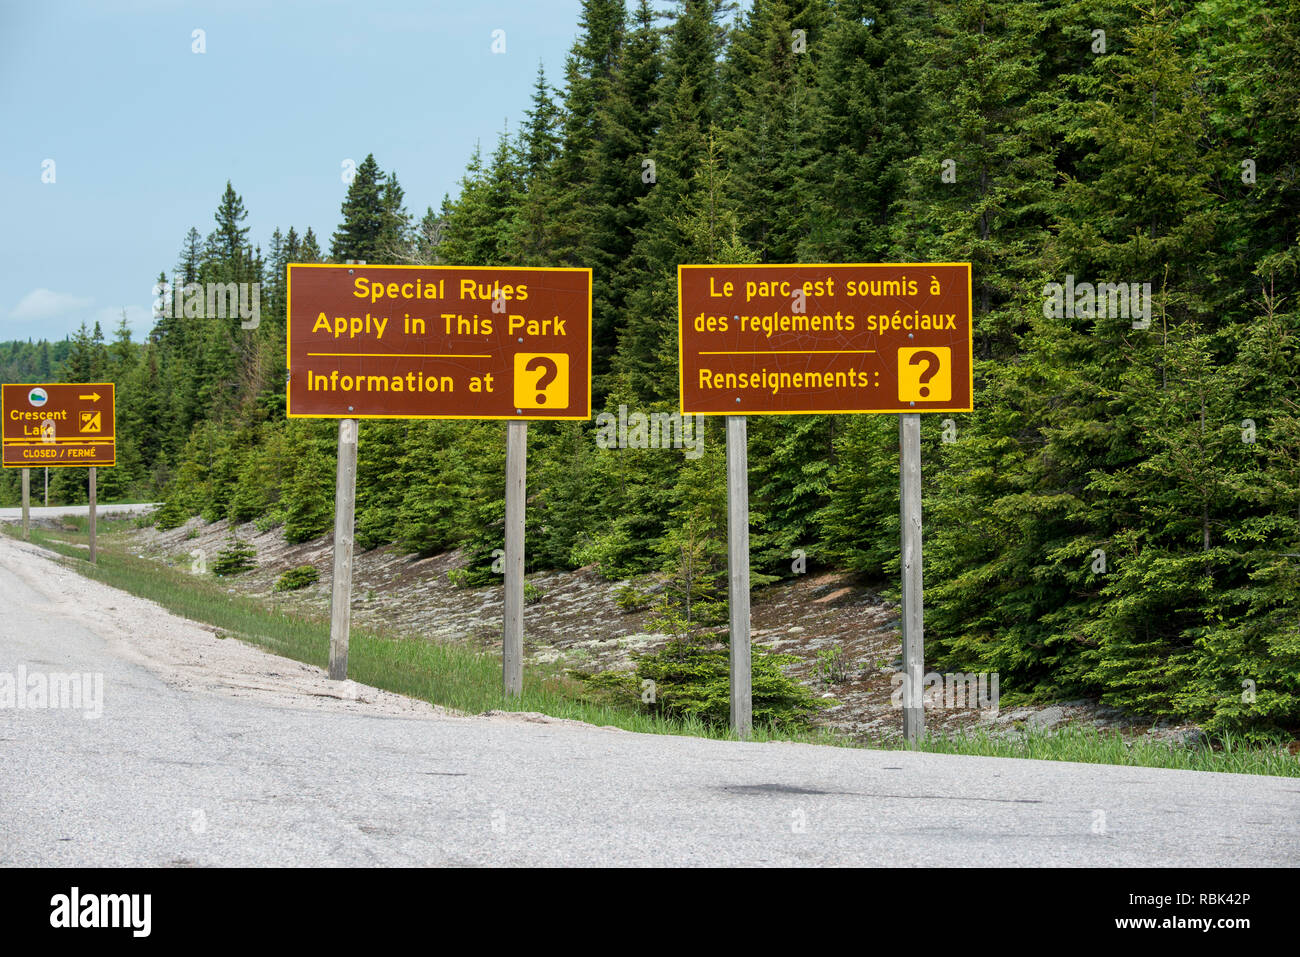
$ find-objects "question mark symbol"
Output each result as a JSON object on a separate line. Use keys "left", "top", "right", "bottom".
{"left": 525, "top": 357, "right": 558, "bottom": 404}
{"left": 909, "top": 351, "right": 940, "bottom": 398}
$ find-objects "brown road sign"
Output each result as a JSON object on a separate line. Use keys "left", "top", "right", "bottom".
{"left": 678, "top": 263, "right": 973, "bottom": 415}
{"left": 2, "top": 383, "right": 116, "bottom": 467}
{"left": 287, "top": 264, "right": 592, "bottom": 420}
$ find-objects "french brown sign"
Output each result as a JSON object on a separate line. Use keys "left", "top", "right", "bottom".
{"left": 287, "top": 264, "right": 592, "bottom": 420}
{"left": 2, "top": 383, "right": 116, "bottom": 467}
{"left": 678, "top": 263, "right": 972, "bottom": 415}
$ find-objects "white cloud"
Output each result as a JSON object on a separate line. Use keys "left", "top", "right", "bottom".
{"left": 8, "top": 288, "right": 94, "bottom": 321}
{"left": 92, "top": 304, "right": 153, "bottom": 338}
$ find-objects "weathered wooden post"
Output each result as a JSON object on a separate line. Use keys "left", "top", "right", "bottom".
{"left": 899, "top": 412, "right": 925, "bottom": 744}
{"left": 726, "top": 415, "right": 752, "bottom": 738}
{"left": 503, "top": 421, "right": 527, "bottom": 697}
{"left": 329, "top": 418, "right": 358, "bottom": 680}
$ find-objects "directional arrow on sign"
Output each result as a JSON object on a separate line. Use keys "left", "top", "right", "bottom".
{"left": 79, "top": 392, "right": 101, "bottom": 402}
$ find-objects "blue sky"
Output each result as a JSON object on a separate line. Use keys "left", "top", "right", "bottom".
{"left": 0, "top": 0, "right": 590, "bottom": 343}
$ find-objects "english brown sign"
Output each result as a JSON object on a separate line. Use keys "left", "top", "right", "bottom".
{"left": 287, "top": 264, "right": 592, "bottom": 420}
{"left": 2, "top": 383, "right": 116, "bottom": 467}
{"left": 678, "top": 263, "right": 972, "bottom": 415}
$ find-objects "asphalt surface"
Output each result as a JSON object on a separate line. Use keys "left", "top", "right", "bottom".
{"left": 0, "top": 503, "right": 159, "bottom": 521}
{"left": 1, "top": 539, "right": 1297, "bottom": 866}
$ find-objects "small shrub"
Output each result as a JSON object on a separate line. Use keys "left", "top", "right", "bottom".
{"left": 447, "top": 567, "right": 470, "bottom": 588}
{"left": 212, "top": 538, "right": 257, "bottom": 576}
{"left": 524, "top": 581, "right": 545, "bottom": 604}
{"left": 815, "top": 646, "right": 850, "bottom": 685}
{"left": 687, "top": 597, "right": 728, "bottom": 627}
{"left": 253, "top": 511, "right": 284, "bottom": 534}
{"left": 646, "top": 597, "right": 727, "bottom": 642}
{"left": 153, "top": 498, "right": 189, "bottom": 531}
{"left": 614, "top": 583, "right": 653, "bottom": 612}
{"left": 274, "top": 564, "right": 320, "bottom": 592}
{"left": 583, "top": 636, "right": 829, "bottom": 732}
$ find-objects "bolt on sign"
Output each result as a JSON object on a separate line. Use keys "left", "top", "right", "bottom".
{"left": 2, "top": 383, "right": 116, "bottom": 467}
{"left": 678, "top": 263, "right": 972, "bottom": 415}
{"left": 287, "top": 264, "right": 592, "bottom": 419}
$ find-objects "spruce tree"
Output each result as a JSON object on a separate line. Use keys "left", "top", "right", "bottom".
{"left": 378, "top": 171, "right": 411, "bottom": 261}
{"left": 796, "top": 0, "right": 920, "bottom": 263}
{"left": 614, "top": 0, "right": 729, "bottom": 402}
{"left": 299, "top": 228, "right": 322, "bottom": 262}
{"left": 213, "top": 181, "right": 251, "bottom": 272}
{"left": 720, "top": 0, "right": 826, "bottom": 263}
{"left": 330, "top": 154, "right": 386, "bottom": 263}
{"left": 586, "top": 0, "right": 664, "bottom": 390}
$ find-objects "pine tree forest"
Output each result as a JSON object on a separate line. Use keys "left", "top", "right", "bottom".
{"left": 5, "top": 0, "right": 1299, "bottom": 739}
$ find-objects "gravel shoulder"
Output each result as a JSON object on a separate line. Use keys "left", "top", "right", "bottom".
{"left": 1, "top": 533, "right": 631, "bottom": 735}
{"left": 0, "top": 534, "right": 448, "bottom": 720}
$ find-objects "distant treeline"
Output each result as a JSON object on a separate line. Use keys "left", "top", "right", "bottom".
{"left": 6, "top": 0, "right": 1298, "bottom": 737}
{"left": 0, "top": 338, "right": 72, "bottom": 384}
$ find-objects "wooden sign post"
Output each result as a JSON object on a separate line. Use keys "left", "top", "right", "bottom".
{"left": 503, "top": 421, "right": 527, "bottom": 696}
{"left": 329, "top": 417, "right": 358, "bottom": 680}
{"left": 21, "top": 468, "right": 29, "bottom": 540}
{"left": 88, "top": 466, "right": 97, "bottom": 564}
{"left": 678, "top": 263, "right": 973, "bottom": 742}
{"left": 899, "top": 413, "right": 924, "bottom": 741}
{"left": 725, "top": 415, "right": 752, "bottom": 736}
{"left": 287, "top": 263, "right": 592, "bottom": 692}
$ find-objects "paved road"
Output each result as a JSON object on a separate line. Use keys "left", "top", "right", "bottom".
{"left": 0, "top": 503, "right": 159, "bottom": 521}
{"left": 1, "top": 541, "right": 1296, "bottom": 866}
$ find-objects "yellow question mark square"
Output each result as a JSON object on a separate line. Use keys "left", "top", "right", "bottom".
{"left": 897, "top": 347, "right": 951, "bottom": 402}
{"left": 513, "top": 353, "right": 569, "bottom": 410}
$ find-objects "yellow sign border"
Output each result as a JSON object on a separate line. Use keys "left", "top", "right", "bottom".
{"left": 1, "top": 382, "right": 117, "bottom": 468}
{"left": 676, "top": 263, "right": 975, "bottom": 416}
{"left": 285, "top": 263, "right": 594, "bottom": 421}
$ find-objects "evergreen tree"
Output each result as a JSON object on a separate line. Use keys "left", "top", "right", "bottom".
{"left": 281, "top": 422, "right": 337, "bottom": 543}
{"left": 213, "top": 181, "right": 252, "bottom": 272}
{"left": 721, "top": 0, "right": 826, "bottom": 263}
{"left": 133, "top": 0, "right": 1300, "bottom": 740}
{"left": 176, "top": 227, "right": 203, "bottom": 284}
{"left": 61, "top": 323, "right": 97, "bottom": 381}
{"left": 299, "top": 228, "right": 322, "bottom": 262}
{"left": 797, "top": 0, "right": 920, "bottom": 263}
{"left": 330, "top": 154, "right": 386, "bottom": 262}
{"left": 614, "top": 0, "right": 730, "bottom": 402}
{"left": 378, "top": 171, "right": 411, "bottom": 261}
{"left": 586, "top": 0, "right": 665, "bottom": 390}
{"left": 521, "top": 63, "right": 562, "bottom": 176}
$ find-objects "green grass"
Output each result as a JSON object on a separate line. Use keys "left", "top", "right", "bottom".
{"left": 908, "top": 725, "right": 1299, "bottom": 777}
{"left": 8, "top": 520, "right": 832, "bottom": 744}
{"left": 6, "top": 518, "right": 1298, "bottom": 777}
